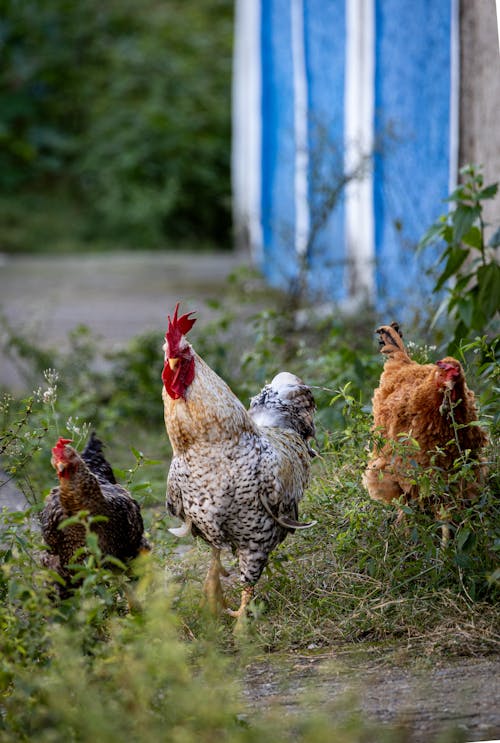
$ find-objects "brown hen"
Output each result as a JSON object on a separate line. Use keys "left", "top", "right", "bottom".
{"left": 363, "top": 323, "right": 488, "bottom": 535}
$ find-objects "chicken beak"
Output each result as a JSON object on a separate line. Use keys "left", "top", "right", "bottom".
{"left": 168, "top": 357, "right": 180, "bottom": 370}
{"left": 56, "top": 461, "right": 66, "bottom": 474}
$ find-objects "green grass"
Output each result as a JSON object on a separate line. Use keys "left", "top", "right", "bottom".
{"left": 0, "top": 302, "right": 498, "bottom": 741}
{"left": 166, "top": 420, "right": 499, "bottom": 656}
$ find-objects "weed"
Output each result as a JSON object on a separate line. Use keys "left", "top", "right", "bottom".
{"left": 0, "top": 230, "right": 498, "bottom": 738}
{"left": 419, "top": 164, "right": 500, "bottom": 353}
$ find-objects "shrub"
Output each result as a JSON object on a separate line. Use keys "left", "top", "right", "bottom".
{"left": 0, "top": 0, "right": 233, "bottom": 249}
{"left": 0, "top": 232, "right": 498, "bottom": 738}
{"left": 419, "top": 164, "right": 500, "bottom": 353}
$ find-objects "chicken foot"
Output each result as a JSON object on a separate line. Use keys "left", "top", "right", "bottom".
{"left": 226, "top": 585, "right": 254, "bottom": 622}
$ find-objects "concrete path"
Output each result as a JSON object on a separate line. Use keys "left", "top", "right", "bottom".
{"left": 0, "top": 250, "right": 248, "bottom": 391}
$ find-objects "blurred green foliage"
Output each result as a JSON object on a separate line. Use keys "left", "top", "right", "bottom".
{"left": 419, "top": 165, "right": 500, "bottom": 353}
{"left": 0, "top": 0, "right": 233, "bottom": 249}
{"left": 0, "top": 165, "right": 499, "bottom": 738}
{"left": 0, "top": 280, "right": 498, "bottom": 740}
{"left": 0, "top": 309, "right": 498, "bottom": 740}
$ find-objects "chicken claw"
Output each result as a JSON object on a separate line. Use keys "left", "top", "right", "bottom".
{"left": 226, "top": 585, "right": 254, "bottom": 622}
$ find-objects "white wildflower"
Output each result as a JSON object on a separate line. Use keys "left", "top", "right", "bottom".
{"left": 41, "top": 368, "right": 59, "bottom": 405}
{"left": 43, "top": 368, "right": 59, "bottom": 386}
{"left": 42, "top": 387, "right": 57, "bottom": 405}
{"left": 66, "top": 418, "right": 91, "bottom": 441}
{"left": 33, "top": 386, "right": 44, "bottom": 402}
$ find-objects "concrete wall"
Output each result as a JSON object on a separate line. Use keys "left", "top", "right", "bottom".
{"left": 459, "top": 0, "right": 500, "bottom": 233}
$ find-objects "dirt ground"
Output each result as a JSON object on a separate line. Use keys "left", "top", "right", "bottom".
{"left": 1, "top": 250, "right": 499, "bottom": 741}
{"left": 244, "top": 650, "right": 500, "bottom": 742}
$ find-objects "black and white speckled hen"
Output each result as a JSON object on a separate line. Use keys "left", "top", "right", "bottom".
{"left": 161, "top": 304, "right": 316, "bottom": 621}
{"left": 40, "top": 433, "right": 150, "bottom": 589}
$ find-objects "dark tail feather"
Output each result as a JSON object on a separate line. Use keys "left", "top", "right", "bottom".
{"left": 258, "top": 491, "right": 316, "bottom": 531}
{"left": 375, "top": 322, "right": 408, "bottom": 357}
{"left": 81, "top": 432, "right": 117, "bottom": 483}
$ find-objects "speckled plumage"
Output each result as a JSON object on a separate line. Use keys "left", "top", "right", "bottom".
{"left": 163, "top": 349, "right": 315, "bottom": 594}
{"left": 248, "top": 371, "right": 316, "bottom": 445}
{"left": 40, "top": 434, "right": 149, "bottom": 588}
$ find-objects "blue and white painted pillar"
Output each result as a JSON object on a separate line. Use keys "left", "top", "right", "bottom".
{"left": 232, "top": 0, "right": 459, "bottom": 309}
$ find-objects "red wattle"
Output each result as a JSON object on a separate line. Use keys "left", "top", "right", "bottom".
{"left": 162, "top": 357, "right": 195, "bottom": 400}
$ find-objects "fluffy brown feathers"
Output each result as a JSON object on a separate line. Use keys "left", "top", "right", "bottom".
{"left": 363, "top": 323, "right": 488, "bottom": 524}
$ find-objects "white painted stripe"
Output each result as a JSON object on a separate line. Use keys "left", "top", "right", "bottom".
{"left": 231, "top": 0, "right": 263, "bottom": 261}
{"left": 449, "top": 0, "right": 460, "bottom": 193}
{"left": 344, "top": 0, "right": 375, "bottom": 303}
{"left": 291, "top": 0, "right": 310, "bottom": 258}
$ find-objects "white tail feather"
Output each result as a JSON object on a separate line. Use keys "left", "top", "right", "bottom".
{"left": 168, "top": 521, "right": 192, "bottom": 537}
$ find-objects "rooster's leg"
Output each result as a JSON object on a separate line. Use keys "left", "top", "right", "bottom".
{"left": 226, "top": 585, "right": 254, "bottom": 621}
{"left": 202, "top": 548, "right": 227, "bottom": 614}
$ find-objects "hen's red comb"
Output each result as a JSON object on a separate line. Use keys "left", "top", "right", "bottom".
{"left": 165, "top": 303, "right": 196, "bottom": 350}
{"left": 436, "top": 360, "right": 459, "bottom": 372}
{"left": 51, "top": 437, "right": 73, "bottom": 459}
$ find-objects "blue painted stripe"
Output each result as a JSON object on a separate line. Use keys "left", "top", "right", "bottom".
{"left": 261, "top": 0, "right": 346, "bottom": 298}
{"left": 373, "top": 0, "right": 452, "bottom": 311}
{"left": 304, "top": 0, "right": 346, "bottom": 300}
{"left": 261, "top": 0, "right": 297, "bottom": 289}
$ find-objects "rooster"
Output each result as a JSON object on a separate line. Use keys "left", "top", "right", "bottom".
{"left": 40, "top": 433, "right": 150, "bottom": 589}
{"left": 363, "top": 323, "right": 488, "bottom": 534}
{"left": 161, "top": 304, "right": 316, "bottom": 620}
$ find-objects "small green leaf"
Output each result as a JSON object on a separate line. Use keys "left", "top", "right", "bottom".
{"left": 477, "top": 183, "right": 498, "bottom": 200}
{"left": 446, "top": 184, "right": 467, "bottom": 203}
{"left": 454, "top": 273, "right": 474, "bottom": 292}
{"left": 457, "top": 296, "right": 474, "bottom": 327}
{"left": 132, "top": 482, "right": 150, "bottom": 491}
{"left": 456, "top": 527, "right": 471, "bottom": 552}
{"left": 59, "top": 511, "right": 90, "bottom": 529}
{"left": 452, "top": 205, "right": 480, "bottom": 243}
{"left": 418, "top": 219, "right": 447, "bottom": 250}
{"left": 88, "top": 515, "right": 109, "bottom": 525}
{"left": 434, "top": 247, "right": 469, "bottom": 290}
{"left": 86, "top": 532, "right": 99, "bottom": 552}
{"left": 400, "top": 504, "right": 414, "bottom": 515}
{"left": 461, "top": 225, "right": 482, "bottom": 249}
{"left": 476, "top": 263, "right": 500, "bottom": 318}
{"left": 442, "top": 224, "right": 454, "bottom": 244}
{"left": 103, "top": 555, "right": 127, "bottom": 570}
{"left": 454, "top": 552, "right": 471, "bottom": 568}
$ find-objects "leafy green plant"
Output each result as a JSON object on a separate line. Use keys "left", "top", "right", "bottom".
{"left": 0, "top": 253, "right": 499, "bottom": 740}
{"left": 0, "top": 0, "right": 233, "bottom": 250}
{"left": 419, "top": 164, "right": 500, "bottom": 352}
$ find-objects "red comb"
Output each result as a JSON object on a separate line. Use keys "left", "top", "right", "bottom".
{"left": 436, "top": 360, "right": 461, "bottom": 378}
{"left": 165, "top": 303, "right": 196, "bottom": 351}
{"left": 169, "top": 303, "right": 196, "bottom": 335}
{"left": 51, "top": 437, "right": 73, "bottom": 458}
